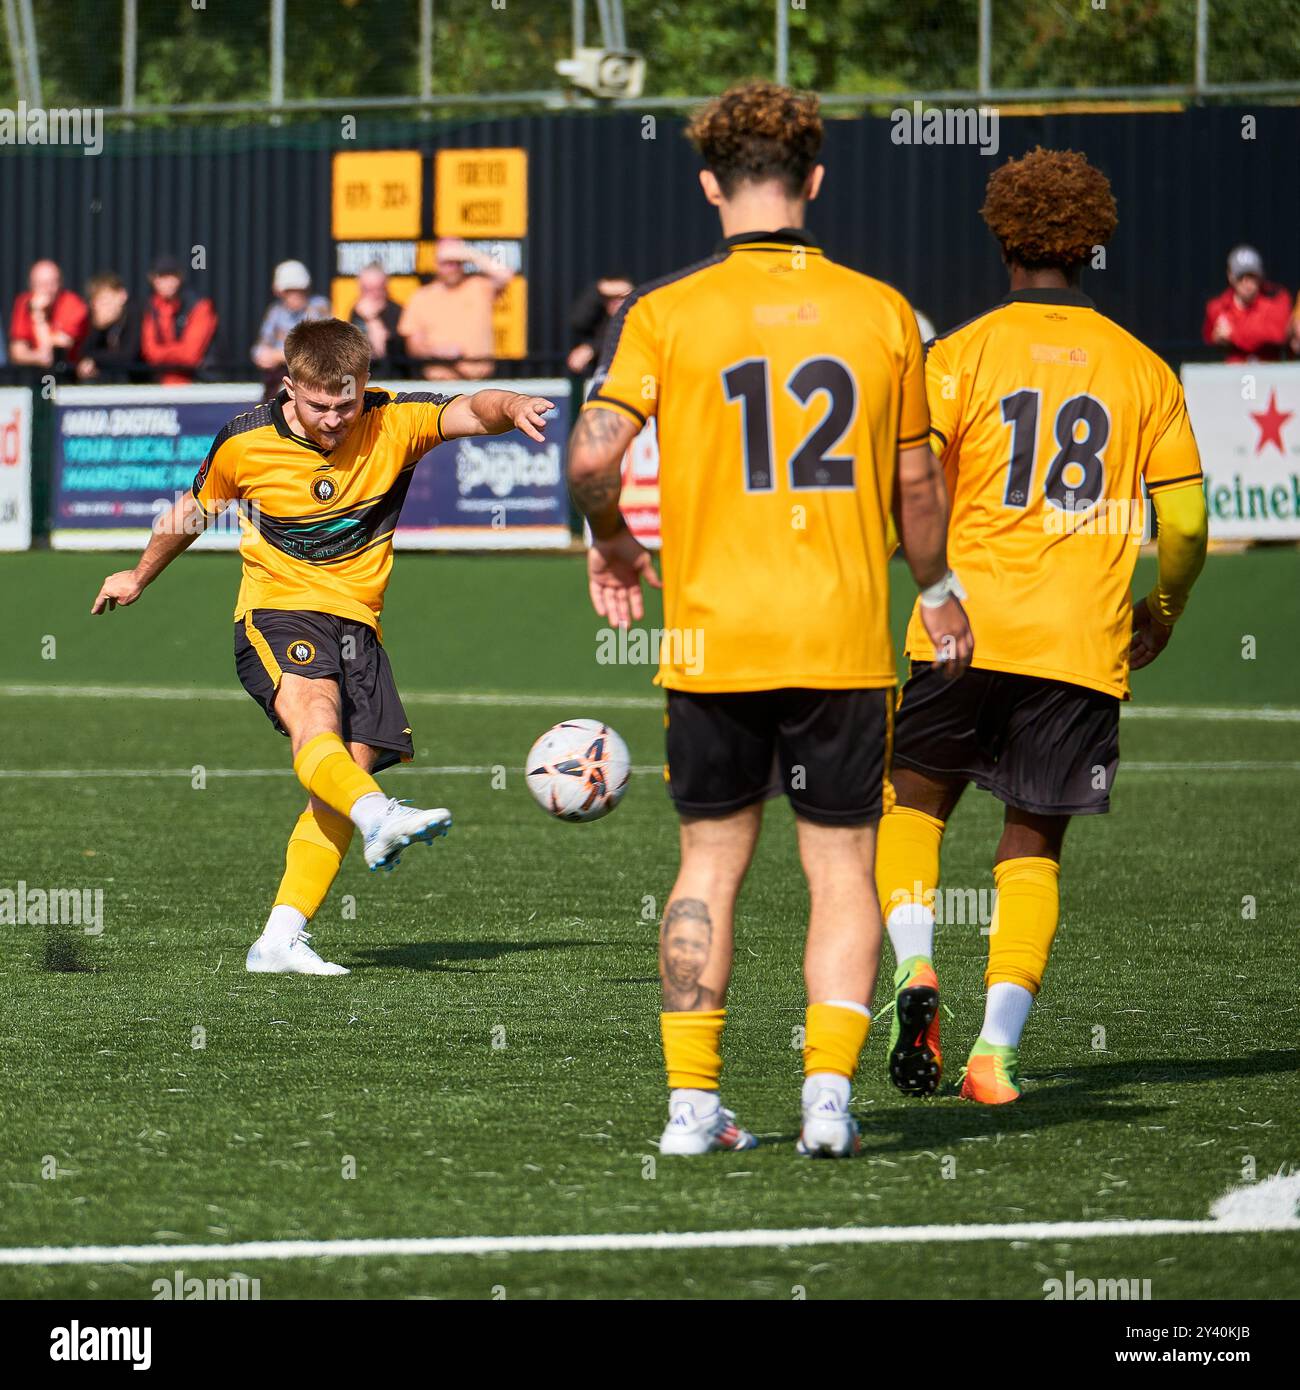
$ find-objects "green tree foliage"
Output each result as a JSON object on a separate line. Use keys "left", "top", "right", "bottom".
{"left": 3, "top": 0, "right": 1298, "bottom": 113}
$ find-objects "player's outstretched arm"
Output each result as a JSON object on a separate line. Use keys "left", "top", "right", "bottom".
{"left": 90, "top": 490, "right": 209, "bottom": 615}
{"left": 567, "top": 405, "right": 661, "bottom": 629}
{"left": 1130, "top": 481, "right": 1208, "bottom": 670}
{"left": 895, "top": 442, "right": 973, "bottom": 679}
{"left": 439, "top": 390, "right": 555, "bottom": 442}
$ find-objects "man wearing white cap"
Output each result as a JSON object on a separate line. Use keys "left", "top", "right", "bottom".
{"left": 252, "top": 259, "right": 332, "bottom": 385}
{"left": 1202, "top": 244, "right": 1291, "bottom": 363}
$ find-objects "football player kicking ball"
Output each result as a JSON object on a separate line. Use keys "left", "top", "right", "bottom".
{"left": 567, "top": 81, "right": 972, "bottom": 1157}
{"left": 876, "top": 148, "right": 1209, "bottom": 1103}
{"left": 92, "top": 318, "right": 552, "bottom": 975}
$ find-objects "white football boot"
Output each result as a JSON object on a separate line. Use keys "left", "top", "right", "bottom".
{"left": 796, "top": 1087, "right": 861, "bottom": 1158}
{"left": 658, "top": 1100, "right": 758, "bottom": 1156}
{"left": 363, "top": 798, "right": 452, "bottom": 872}
{"left": 245, "top": 929, "right": 350, "bottom": 976}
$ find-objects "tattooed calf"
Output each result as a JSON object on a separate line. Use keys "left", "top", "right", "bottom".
{"left": 660, "top": 897, "right": 716, "bottom": 1010}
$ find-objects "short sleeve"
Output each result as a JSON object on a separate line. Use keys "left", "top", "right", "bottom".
{"left": 585, "top": 296, "right": 659, "bottom": 427}
{"left": 385, "top": 391, "right": 458, "bottom": 456}
{"left": 923, "top": 337, "right": 959, "bottom": 464}
{"left": 191, "top": 431, "right": 240, "bottom": 515}
{"left": 897, "top": 303, "right": 929, "bottom": 449}
{"left": 1144, "top": 368, "right": 1203, "bottom": 492}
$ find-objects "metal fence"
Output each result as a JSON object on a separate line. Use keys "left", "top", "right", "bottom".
{"left": 3, "top": 103, "right": 1298, "bottom": 378}
{"left": 2, "top": 0, "right": 1299, "bottom": 120}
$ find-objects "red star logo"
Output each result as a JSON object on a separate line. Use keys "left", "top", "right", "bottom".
{"left": 1250, "top": 388, "right": 1293, "bottom": 455}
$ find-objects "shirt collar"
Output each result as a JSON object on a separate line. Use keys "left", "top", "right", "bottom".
{"left": 717, "top": 227, "right": 822, "bottom": 255}
{"left": 1002, "top": 287, "right": 1096, "bottom": 309}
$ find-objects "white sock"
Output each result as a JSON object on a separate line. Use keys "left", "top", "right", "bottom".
{"left": 981, "top": 982, "right": 1034, "bottom": 1048}
{"left": 802, "top": 1072, "right": 851, "bottom": 1108}
{"left": 263, "top": 903, "right": 307, "bottom": 946}
{"left": 822, "top": 998, "right": 871, "bottom": 1018}
{"left": 886, "top": 902, "right": 935, "bottom": 965}
{"left": 349, "top": 791, "right": 389, "bottom": 836}
{"left": 670, "top": 1087, "right": 719, "bottom": 1116}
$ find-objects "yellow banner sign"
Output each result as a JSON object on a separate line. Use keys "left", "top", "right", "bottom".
{"left": 435, "top": 148, "right": 528, "bottom": 239}
{"left": 332, "top": 151, "right": 423, "bottom": 241}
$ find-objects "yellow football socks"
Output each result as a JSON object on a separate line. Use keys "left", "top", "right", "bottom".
{"left": 803, "top": 1001, "right": 872, "bottom": 1080}
{"left": 986, "top": 856, "right": 1061, "bottom": 994}
{"left": 875, "top": 805, "right": 945, "bottom": 921}
{"left": 661, "top": 1009, "right": 726, "bottom": 1091}
{"left": 292, "top": 732, "right": 382, "bottom": 819}
{"left": 273, "top": 804, "right": 355, "bottom": 918}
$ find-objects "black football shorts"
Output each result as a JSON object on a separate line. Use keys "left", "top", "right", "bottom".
{"left": 234, "top": 609, "right": 414, "bottom": 772}
{"left": 891, "top": 660, "right": 1120, "bottom": 816}
{"left": 664, "top": 687, "right": 894, "bottom": 826}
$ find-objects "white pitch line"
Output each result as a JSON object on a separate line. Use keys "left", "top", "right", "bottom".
{"left": 1, "top": 1216, "right": 1297, "bottom": 1268}
{"left": 2, "top": 685, "right": 1300, "bottom": 722}
{"left": 2, "top": 762, "right": 1296, "bottom": 780}
{"left": 0, "top": 683, "right": 660, "bottom": 709}
{"left": 0, "top": 765, "right": 667, "bottom": 779}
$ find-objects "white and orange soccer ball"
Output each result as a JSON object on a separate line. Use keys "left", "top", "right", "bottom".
{"left": 525, "top": 719, "right": 630, "bottom": 822}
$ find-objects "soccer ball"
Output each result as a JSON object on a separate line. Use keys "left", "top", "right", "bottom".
{"left": 525, "top": 719, "right": 631, "bottom": 822}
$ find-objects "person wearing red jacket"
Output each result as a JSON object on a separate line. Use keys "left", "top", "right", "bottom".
{"left": 9, "top": 259, "right": 89, "bottom": 371}
{"left": 140, "top": 253, "right": 219, "bottom": 385}
{"left": 1202, "top": 245, "right": 1291, "bottom": 363}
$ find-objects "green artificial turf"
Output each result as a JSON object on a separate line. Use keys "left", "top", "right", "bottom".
{"left": 0, "top": 548, "right": 1296, "bottom": 1298}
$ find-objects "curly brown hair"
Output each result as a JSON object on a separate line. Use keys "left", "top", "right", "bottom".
{"left": 685, "top": 80, "right": 823, "bottom": 198}
{"left": 980, "top": 147, "right": 1118, "bottom": 273}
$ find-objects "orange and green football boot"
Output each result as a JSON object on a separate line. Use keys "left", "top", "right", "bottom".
{"left": 888, "top": 955, "right": 942, "bottom": 1096}
{"left": 959, "top": 1039, "right": 1022, "bottom": 1104}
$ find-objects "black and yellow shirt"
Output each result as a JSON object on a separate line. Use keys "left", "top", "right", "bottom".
{"left": 585, "top": 228, "right": 929, "bottom": 692}
{"left": 907, "top": 288, "right": 1203, "bottom": 698}
{"left": 191, "top": 388, "right": 455, "bottom": 631}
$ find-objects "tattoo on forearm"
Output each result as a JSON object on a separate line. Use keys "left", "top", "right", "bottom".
{"left": 660, "top": 896, "right": 717, "bottom": 1011}
{"left": 567, "top": 408, "right": 628, "bottom": 529}
{"left": 568, "top": 469, "right": 621, "bottom": 516}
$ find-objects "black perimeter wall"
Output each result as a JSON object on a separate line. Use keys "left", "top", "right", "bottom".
{"left": 1, "top": 106, "right": 1296, "bottom": 372}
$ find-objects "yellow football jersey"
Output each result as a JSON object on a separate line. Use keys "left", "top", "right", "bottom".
{"left": 586, "top": 229, "right": 928, "bottom": 692}
{"left": 906, "top": 289, "right": 1202, "bottom": 698}
{"left": 192, "top": 389, "right": 455, "bottom": 631}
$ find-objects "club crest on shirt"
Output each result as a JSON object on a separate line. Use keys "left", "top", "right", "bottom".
{"left": 311, "top": 476, "right": 337, "bottom": 503}
{"left": 286, "top": 640, "right": 316, "bottom": 665}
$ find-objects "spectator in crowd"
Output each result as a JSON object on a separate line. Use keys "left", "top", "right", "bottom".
{"left": 349, "top": 263, "right": 409, "bottom": 379}
{"left": 567, "top": 273, "right": 634, "bottom": 378}
{"left": 1202, "top": 245, "right": 1291, "bottom": 362}
{"left": 399, "top": 239, "right": 514, "bottom": 380}
{"left": 8, "top": 259, "right": 89, "bottom": 372}
{"left": 77, "top": 272, "right": 142, "bottom": 383}
{"left": 252, "top": 259, "right": 331, "bottom": 393}
{"left": 139, "top": 254, "right": 219, "bottom": 386}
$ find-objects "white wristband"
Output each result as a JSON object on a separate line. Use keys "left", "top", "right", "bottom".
{"left": 919, "top": 569, "right": 966, "bottom": 608}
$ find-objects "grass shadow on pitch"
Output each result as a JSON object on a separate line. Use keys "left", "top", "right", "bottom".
{"left": 837, "top": 1049, "right": 1299, "bottom": 1154}
{"left": 1030, "top": 1050, "right": 1299, "bottom": 1092}
{"left": 349, "top": 938, "right": 591, "bottom": 972}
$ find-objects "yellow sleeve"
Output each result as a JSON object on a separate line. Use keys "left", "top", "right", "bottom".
{"left": 1147, "top": 479, "right": 1208, "bottom": 625}
{"left": 1143, "top": 368, "right": 1203, "bottom": 493}
{"left": 897, "top": 300, "right": 929, "bottom": 450}
{"left": 191, "top": 432, "right": 240, "bottom": 516}
{"left": 387, "top": 390, "right": 459, "bottom": 454}
{"left": 923, "top": 337, "right": 958, "bottom": 464}
{"left": 584, "top": 296, "right": 659, "bottom": 427}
